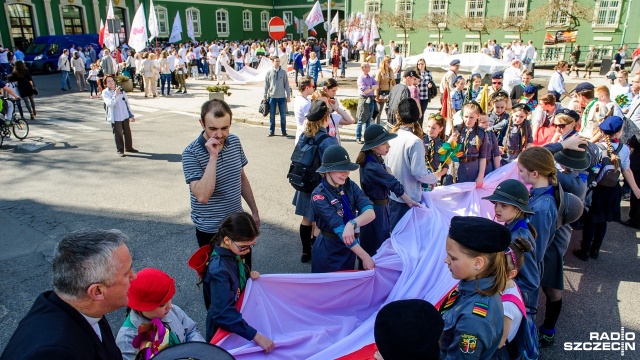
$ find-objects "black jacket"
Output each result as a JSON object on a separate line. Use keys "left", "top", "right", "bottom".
{"left": 1, "top": 291, "right": 122, "bottom": 360}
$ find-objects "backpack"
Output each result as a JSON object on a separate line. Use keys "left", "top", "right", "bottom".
{"left": 293, "top": 53, "right": 300, "bottom": 70}
{"left": 287, "top": 134, "right": 329, "bottom": 193}
{"left": 590, "top": 143, "right": 623, "bottom": 188}
{"left": 502, "top": 287, "right": 540, "bottom": 360}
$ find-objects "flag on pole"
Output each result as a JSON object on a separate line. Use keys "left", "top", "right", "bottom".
{"left": 129, "top": 3, "right": 147, "bottom": 52}
{"left": 309, "top": 28, "right": 318, "bottom": 37}
{"left": 98, "top": 19, "right": 105, "bottom": 48}
{"left": 294, "top": 16, "right": 300, "bottom": 34}
{"left": 186, "top": 10, "right": 196, "bottom": 43}
{"left": 369, "top": 15, "right": 379, "bottom": 43}
{"left": 329, "top": 12, "right": 339, "bottom": 35}
{"left": 169, "top": 11, "right": 182, "bottom": 43}
{"left": 104, "top": 0, "right": 117, "bottom": 51}
{"left": 305, "top": 1, "right": 324, "bottom": 30}
{"left": 148, "top": 0, "right": 159, "bottom": 41}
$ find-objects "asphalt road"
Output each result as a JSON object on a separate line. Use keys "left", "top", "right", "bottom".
{"left": 1, "top": 73, "right": 639, "bottom": 359}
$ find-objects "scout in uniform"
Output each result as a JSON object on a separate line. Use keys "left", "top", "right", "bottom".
{"left": 479, "top": 72, "right": 513, "bottom": 113}
{"left": 356, "top": 124, "right": 420, "bottom": 268}
{"left": 424, "top": 113, "right": 450, "bottom": 180}
{"left": 440, "top": 216, "right": 511, "bottom": 359}
{"left": 478, "top": 113, "right": 501, "bottom": 176}
{"left": 491, "top": 103, "right": 533, "bottom": 163}
{"left": 451, "top": 101, "right": 488, "bottom": 186}
{"left": 487, "top": 94, "right": 510, "bottom": 137}
{"left": 311, "top": 145, "right": 376, "bottom": 273}
{"left": 482, "top": 179, "right": 540, "bottom": 313}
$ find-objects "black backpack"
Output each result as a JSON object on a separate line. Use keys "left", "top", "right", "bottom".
{"left": 589, "top": 143, "right": 623, "bottom": 188}
{"left": 287, "top": 134, "right": 329, "bottom": 193}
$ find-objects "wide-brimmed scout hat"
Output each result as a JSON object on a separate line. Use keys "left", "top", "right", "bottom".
{"left": 554, "top": 144, "right": 591, "bottom": 171}
{"left": 153, "top": 342, "right": 235, "bottom": 360}
{"left": 316, "top": 145, "right": 359, "bottom": 173}
{"left": 482, "top": 179, "right": 534, "bottom": 215}
{"left": 361, "top": 124, "right": 397, "bottom": 151}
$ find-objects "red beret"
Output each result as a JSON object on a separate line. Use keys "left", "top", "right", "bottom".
{"left": 128, "top": 268, "right": 176, "bottom": 312}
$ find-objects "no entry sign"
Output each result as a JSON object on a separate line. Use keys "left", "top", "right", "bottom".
{"left": 268, "top": 17, "right": 286, "bottom": 41}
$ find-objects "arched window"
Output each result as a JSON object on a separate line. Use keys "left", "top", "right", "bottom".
{"left": 261, "top": 11, "right": 270, "bottom": 31}
{"left": 61, "top": 5, "right": 84, "bottom": 34}
{"left": 7, "top": 3, "right": 36, "bottom": 50}
{"left": 186, "top": 7, "right": 201, "bottom": 36}
{"left": 243, "top": 10, "right": 253, "bottom": 31}
{"left": 365, "top": 0, "right": 381, "bottom": 15}
{"left": 216, "top": 9, "right": 229, "bottom": 37}
{"left": 154, "top": 5, "right": 169, "bottom": 36}
{"left": 395, "top": 0, "right": 412, "bottom": 22}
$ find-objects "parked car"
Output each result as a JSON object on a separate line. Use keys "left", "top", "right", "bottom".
{"left": 24, "top": 34, "right": 99, "bottom": 73}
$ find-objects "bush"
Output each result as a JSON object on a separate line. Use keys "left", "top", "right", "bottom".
{"left": 340, "top": 98, "right": 359, "bottom": 110}
{"left": 206, "top": 85, "right": 231, "bottom": 96}
{"left": 116, "top": 74, "right": 130, "bottom": 85}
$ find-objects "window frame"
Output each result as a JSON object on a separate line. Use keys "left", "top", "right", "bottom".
{"left": 216, "top": 9, "right": 229, "bottom": 37}
{"left": 364, "top": 0, "right": 381, "bottom": 15}
{"left": 154, "top": 5, "right": 169, "bottom": 36}
{"left": 186, "top": 7, "right": 201, "bottom": 36}
{"left": 395, "top": 0, "right": 413, "bottom": 23}
{"left": 243, "top": 10, "right": 253, "bottom": 31}
{"left": 283, "top": 11, "right": 293, "bottom": 27}
{"left": 592, "top": 0, "right": 622, "bottom": 30}
{"left": 546, "top": 0, "right": 572, "bottom": 28}
{"left": 503, "top": 0, "right": 527, "bottom": 20}
{"left": 261, "top": 11, "right": 270, "bottom": 32}
{"left": 60, "top": 5, "right": 85, "bottom": 35}
{"left": 465, "top": 0, "right": 486, "bottom": 19}
{"left": 462, "top": 41, "right": 481, "bottom": 54}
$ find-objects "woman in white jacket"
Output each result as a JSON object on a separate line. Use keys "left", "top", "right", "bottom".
{"left": 103, "top": 74, "right": 137, "bottom": 157}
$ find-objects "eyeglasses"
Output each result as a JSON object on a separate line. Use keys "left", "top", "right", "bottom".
{"left": 492, "top": 81, "right": 502, "bottom": 85}
{"left": 231, "top": 239, "right": 256, "bottom": 252}
{"left": 418, "top": 62, "right": 425, "bottom": 65}
{"left": 553, "top": 123, "right": 568, "bottom": 129}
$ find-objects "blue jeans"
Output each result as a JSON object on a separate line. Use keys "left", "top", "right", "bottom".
{"left": 376, "top": 57, "right": 382, "bottom": 68}
{"left": 294, "top": 68, "right": 305, "bottom": 87}
{"left": 340, "top": 58, "right": 347, "bottom": 77}
{"left": 235, "top": 62, "right": 244, "bottom": 71}
{"left": 268, "top": 97, "right": 287, "bottom": 135}
{"left": 355, "top": 97, "right": 375, "bottom": 139}
{"left": 60, "top": 70, "right": 71, "bottom": 89}
{"left": 160, "top": 74, "right": 171, "bottom": 95}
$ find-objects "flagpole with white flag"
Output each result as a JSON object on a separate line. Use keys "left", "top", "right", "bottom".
{"left": 148, "top": 0, "right": 159, "bottom": 42}
{"left": 104, "top": 0, "right": 117, "bottom": 51}
{"left": 369, "top": 15, "right": 379, "bottom": 50}
{"left": 129, "top": 2, "right": 147, "bottom": 52}
{"left": 305, "top": 1, "right": 324, "bottom": 32}
{"left": 186, "top": 10, "right": 196, "bottom": 43}
{"left": 169, "top": 11, "right": 182, "bottom": 43}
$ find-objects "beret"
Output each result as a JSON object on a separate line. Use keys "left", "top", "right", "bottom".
{"left": 599, "top": 115, "right": 624, "bottom": 135}
{"left": 491, "top": 71, "right": 503, "bottom": 79}
{"left": 448, "top": 216, "right": 511, "bottom": 253}
{"left": 450, "top": 59, "right": 461, "bottom": 66}
{"left": 306, "top": 100, "right": 328, "bottom": 122}
{"left": 397, "top": 98, "right": 420, "bottom": 124}
{"left": 574, "top": 82, "right": 595, "bottom": 93}
{"left": 452, "top": 75, "right": 464, "bottom": 86}
{"left": 523, "top": 85, "right": 537, "bottom": 94}
{"left": 554, "top": 108, "right": 580, "bottom": 122}
{"left": 512, "top": 103, "right": 531, "bottom": 113}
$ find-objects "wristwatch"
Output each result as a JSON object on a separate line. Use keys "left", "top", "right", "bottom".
{"left": 349, "top": 219, "right": 358, "bottom": 228}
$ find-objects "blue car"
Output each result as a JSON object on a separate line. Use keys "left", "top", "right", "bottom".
{"left": 24, "top": 34, "right": 99, "bottom": 73}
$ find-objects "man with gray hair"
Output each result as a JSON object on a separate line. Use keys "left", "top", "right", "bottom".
{"left": 1, "top": 229, "right": 136, "bottom": 360}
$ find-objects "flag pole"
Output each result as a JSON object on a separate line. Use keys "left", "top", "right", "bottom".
{"left": 326, "top": 1, "right": 331, "bottom": 62}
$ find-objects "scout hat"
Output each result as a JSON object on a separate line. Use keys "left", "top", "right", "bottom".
{"left": 316, "top": 145, "right": 359, "bottom": 173}
{"left": 451, "top": 75, "right": 464, "bottom": 87}
{"left": 523, "top": 85, "right": 537, "bottom": 95}
{"left": 306, "top": 100, "right": 329, "bottom": 122}
{"left": 374, "top": 299, "right": 443, "bottom": 360}
{"left": 482, "top": 179, "right": 534, "bottom": 215}
{"left": 554, "top": 108, "right": 580, "bottom": 122}
{"left": 560, "top": 192, "right": 584, "bottom": 226}
{"left": 361, "top": 124, "right": 397, "bottom": 151}
{"left": 128, "top": 268, "right": 176, "bottom": 312}
{"left": 154, "top": 342, "right": 235, "bottom": 360}
{"left": 397, "top": 98, "right": 421, "bottom": 124}
{"left": 511, "top": 103, "right": 531, "bottom": 114}
{"left": 188, "top": 244, "right": 212, "bottom": 279}
{"left": 599, "top": 115, "right": 624, "bottom": 135}
{"left": 491, "top": 71, "right": 504, "bottom": 79}
{"left": 448, "top": 216, "right": 511, "bottom": 253}
{"left": 574, "top": 82, "right": 595, "bottom": 93}
{"left": 450, "top": 59, "right": 461, "bottom": 66}
{"left": 554, "top": 144, "right": 591, "bottom": 170}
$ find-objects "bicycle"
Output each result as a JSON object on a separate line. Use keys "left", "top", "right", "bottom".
{"left": 0, "top": 98, "right": 29, "bottom": 148}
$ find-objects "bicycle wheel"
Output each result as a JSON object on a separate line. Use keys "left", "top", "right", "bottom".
{"left": 12, "top": 118, "right": 29, "bottom": 139}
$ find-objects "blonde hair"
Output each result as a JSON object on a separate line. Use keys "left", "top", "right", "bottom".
{"left": 517, "top": 147, "right": 558, "bottom": 185}
{"left": 379, "top": 55, "right": 393, "bottom": 78}
{"left": 457, "top": 243, "right": 508, "bottom": 296}
{"left": 305, "top": 89, "right": 329, "bottom": 138}
{"left": 604, "top": 134, "right": 621, "bottom": 171}
{"left": 554, "top": 114, "right": 574, "bottom": 125}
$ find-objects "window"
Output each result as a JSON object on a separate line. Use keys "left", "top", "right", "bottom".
{"left": 8, "top": 3, "right": 36, "bottom": 50}
{"left": 61, "top": 5, "right": 84, "bottom": 34}
{"left": 463, "top": 42, "right": 481, "bottom": 53}
{"left": 261, "top": 11, "right": 269, "bottom": 31}
{"left": 430, "top": 0, "right": 448, "bottom": 15}
{"left": 283, "top": 11, "right": 293, "bottom": 27}
{"left": 548, "top": 0, "right": 572, "bottom": 27}
{"left": 540, "top": 44, "right": 566, "bottom": 65}
{"left": 113, "top": 7, "right": 128, "bottom": 44}
{"left": 186, "top": 7, "right": 201, "bottom": 35}
{"left": 396, "top": 0, "right": 413, "bottom": 22}
{"left": 505, "top": 0, "right": 527, "bottom": 19}
{"left": 594, "top": 0, "right": 622, "bottom": 28}
{"left": 593, "top": 45, "right": 614, "bottom": 61}
{"left": 216, "top": 9, "right": 229, "bottom": 37}
{"left": 365, "top": 0, "right": 381, "bottom": 15}
{"left": 466, "top": 0, "right": 486, "bottom": 18}
{"left": 396, "top": 41, "right": 411, "bottom": 56}
{"left": 243, "top": 10, "right": 253, "bottom": 31}
{"left": 154, "top": 6, "right": 169, "bottom": 35}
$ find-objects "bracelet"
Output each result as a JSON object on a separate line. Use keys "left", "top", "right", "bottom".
{"left": 349, "top": 219, "right": 358, "bottom": 228}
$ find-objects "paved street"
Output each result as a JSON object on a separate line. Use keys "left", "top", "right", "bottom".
{"left": 0, "top": 71, "right": 639, "bottom": 359}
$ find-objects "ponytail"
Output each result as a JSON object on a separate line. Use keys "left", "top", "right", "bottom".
{"left": 604, "top": 134, "right": 620, "bottom": 171}
{"left": 460, "top": 246, "right": 508, "bottom": 296}
{"left": 506, "top": 237, "right": 532, "bottom": 272}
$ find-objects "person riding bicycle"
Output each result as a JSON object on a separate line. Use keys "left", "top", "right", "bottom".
{"left": 0, "top": 79, "right": 19, "bottom": 125}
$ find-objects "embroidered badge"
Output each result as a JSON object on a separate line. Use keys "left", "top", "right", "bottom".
{"left": 459, "top": 333, "right": 478, "bottom": 354}
{"left": 330, "top": 199, "right": 339, "bottom": 205}
{"left": 439, "top": 287, "right": 459, "bottom": 314}
{"left": 313, "top": 194, "right": 325, "bottom": 201}
{"left": 337, "top": 209, "right": 344, "bottom": 217}
{"left": 472, "top": 302, "right": 488, "bottom": 317}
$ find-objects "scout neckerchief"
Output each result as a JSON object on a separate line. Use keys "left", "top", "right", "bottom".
{"left": 581, "top": 99, "right": 597, "bottom": 131}
{"left": 322, "top": 178, "right": 355, "bottom": 224}
{"left": 425, "top": 137, "right": 436, "bottom": 171}
{"left": 510, "top": 218, "right": 529, "bottom": 233}
{"left": 439, "top": 285, "right": 460, "bottom": 314}
{"left": 211, "top": 249, "right": 247, "bottom": 292}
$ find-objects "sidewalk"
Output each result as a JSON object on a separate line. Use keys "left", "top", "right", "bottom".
{"left": 125, "top": 62, "right": 611, "bottom": 138}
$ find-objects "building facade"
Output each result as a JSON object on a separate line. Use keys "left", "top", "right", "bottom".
{"left": 0, "top": 0, "right": 344, "bottom": 50}
{"left": 347, "top": 0, "right": 640, "bottom": 65}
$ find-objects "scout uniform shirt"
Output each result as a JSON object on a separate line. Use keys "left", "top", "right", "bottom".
{"left": 528, "top": 186, "right": 558, "bottom": 274}
{"left": 311, "top": 178, "right": 373, "bottom": 273}
{"left": 455, "top": 126, "right": 488, "bottom": 183}
{"left": 439, "top": 277, "right": 504, "bottom": 359}
{"left": 507, "top": 219, "right": 540, "bottom": 312}
{"left": 424, "top": 135, "right": 447, "bottom": 173}
{"left": 492, "top": 119, "right": 533, "bottom": 162}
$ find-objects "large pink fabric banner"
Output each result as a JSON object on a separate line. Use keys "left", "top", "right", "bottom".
{"left": 216, "top": 163, "right": 521, "bottom": 359}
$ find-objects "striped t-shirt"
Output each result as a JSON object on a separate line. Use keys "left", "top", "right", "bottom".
{"left": 182, "top": 132, "right": 248, "bottom": 233}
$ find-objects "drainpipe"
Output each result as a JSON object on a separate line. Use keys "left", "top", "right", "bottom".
{"left": 620, "top": 0, "right": 632, "bottom": 47}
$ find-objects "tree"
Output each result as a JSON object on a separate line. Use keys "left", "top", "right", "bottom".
{"left": 419, "top": 12, "right": 450, "bottom": 45}
{"left": 377, "top": 10, "right": 423, "bottom": 57}
{"left": 496, "top": 15, "right": 534, "bottom": 40}
{"left": 452, "top": 14, "right": 498, "bottom": 46}
{"left": 529, "top": 0, "right": 593, "bottom": 30}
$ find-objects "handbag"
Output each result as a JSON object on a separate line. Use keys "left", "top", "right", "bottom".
{"left": 259, "top": 99, "right": 270, "bottom": 117}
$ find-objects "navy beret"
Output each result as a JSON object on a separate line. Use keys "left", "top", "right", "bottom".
{"left": 448, "top": 216, "right": 511, "bottom": 253}
{"left": 574, "top": 82, "right": 595, "bottom": 93}
{"left": 554, "top": 108, "right": 580, "bottom": 122}
{"left": 451, "top": 75, "right": 464, "bottom": 86}
{"left": 523, "top": 85, "right": 537, "bottom": 94}
{"left": 512, "top": 103, "right": 531, "bottom": 113}
{"left": 599, "top": 116, "right": 624, "bottom": 135}
{"left": 306, "top": 100, "right": 328, "bottom": 122}
{"left": 491, "top": 71, "right": 503, "bottom": 79}
{"left": 397, "top": 98, "right": 420, "bottom": 124}
{"left": 450, "top": 59, "right": 460, "bottom": 66}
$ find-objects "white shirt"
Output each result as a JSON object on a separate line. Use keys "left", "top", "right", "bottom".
{"left": 375, "top": 44, "right": 386, "bottom": 58}
{"left": 328, "top": 113, "right": 343, "bottom": 145}
{"left": 503, "top": 48, "right": 515, "bottom": 62}
{"left": 523, "top": 45, "right": 535, "bottom": 61}
{"left": 628, "top": 92, "right": 640, "bottom": 127}
{"left": 178, "top": 46, "right": 187, "bottom": 59}
{"left": 341, "top": 47, "right": 349, "bottom": 60}
{"left": 391, "top": 55, "right": 403, "bottom": 78}
{"left": 80, "top": 313, "right": 103, "bottom": 341}
{"left": 210, "top": 44, "right": 220, "bottom": 58}
{"left": 294, "top": 95, "right": 311, "bottom": 144}
{"left": 547, "top": 71, "right": 565, "bottom": 94}
{"left": 611, "top": 83, "right": 634, "bottom": 110}
{"left": 502, "top": 285, "right": 523, "bottom": 343}
{"left": 167, "top": 55, "right": 176, "bottom": 71}
{"left": 207, "top": 51, "right": 216, "bottom": 64}
{"left": 0, "top": 48, "right": 8, "bottom": 63}
{"left": 502, "top": 66, "right": 523, "bottom": 94}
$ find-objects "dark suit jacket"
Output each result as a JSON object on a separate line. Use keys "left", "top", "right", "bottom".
{"left": 1, "top": 291, "right": 122, "bottom": 360}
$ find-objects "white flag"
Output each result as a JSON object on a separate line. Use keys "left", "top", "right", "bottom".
{"left": 103, "top": 0, "right": 117, "bottom": 51}
{"left": 129, "top": 3, "right": 147, "bottom": 52}
{"left": 148, "top": 0, "right": 159, "bottom": 41}
{"left": 369, "top": 16, "right": 379, "bottom": 45}
{"left": 305, "top": 1, "right": 324, "bottom": 30}
{"left": 330, "top": 13, "right": 339, "bottom": 35}
{"left": 169, "top": 11, "right": 182, "bottom": 43}
{"left": 186, "top": 10, "right": 196, "bottom": 43}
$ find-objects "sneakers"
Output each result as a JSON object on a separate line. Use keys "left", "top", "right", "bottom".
{"left": 539, "top": 327, "right": 556, "bottom": 348}
{"left": 267, "top": 133, "right": 275, "bottom": 137}
{"left": 356, "top": 139, "right": 364, "bottom": 144}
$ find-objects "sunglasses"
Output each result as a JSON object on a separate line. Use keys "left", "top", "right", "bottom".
{"left": 553, "top": 123, "right": 568, "bottom": 129}
{"left": 231, "top": 239, "right": 256, "bottom": 252}
{"left": 429, "top": 114, "right": 444, "bottom": 120}
{"left": 492, "top": 81, "right": 502, "bottom": 85}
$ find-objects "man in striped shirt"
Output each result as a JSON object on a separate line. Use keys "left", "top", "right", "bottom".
{"left": 182, "top": 99, "right": 260, "bottom": 251}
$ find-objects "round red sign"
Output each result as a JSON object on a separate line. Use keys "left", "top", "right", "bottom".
{"left": 268, "top": 17, "right": 286, "bottom": 41}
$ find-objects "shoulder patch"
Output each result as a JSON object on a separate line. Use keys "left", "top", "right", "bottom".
{"left": 459, "top": 333, "right": 478, "bottom": 354}
{"left": 472, "top": 302, "right": 488, "bottom": 317}
{"left": 313, "top": 194, "right": 325, "bottom": 201}
{"left": 330, "top": 199, "right": 339, "bottom": 205}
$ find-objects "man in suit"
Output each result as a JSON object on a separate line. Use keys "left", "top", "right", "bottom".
{"left": 1, "top": 229, "right": 136, "bottom": 360}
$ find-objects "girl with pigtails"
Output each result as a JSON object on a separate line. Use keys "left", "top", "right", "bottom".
{"left": 449, "top": 101, "right": 488, "bottom": 187}
{"left": 574, "top": 116, "right": 640, "bottom": 261}
{"left": 490, "top": 103, "right": 534, "bottom": 163}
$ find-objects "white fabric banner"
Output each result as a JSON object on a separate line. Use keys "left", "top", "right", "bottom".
{"left": 305, "top": 1, "right": 324, "bottom": 29}
{"left": 148, "top": 0, "right": 159, "bottom": 41}
{"left": 330, "top": 13, "right": 339, "bottom": 35}
{"left": 103, "top": 0, "right": 117, "bottom": 51}
{"left": 128, "top": 4, "right": 147, "bottom": 53}
{"left": 169, "top": 11, "right": 182, "bottom": 43}
{"left": 186, "top": 10, "right": 196, "bottom": 43}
